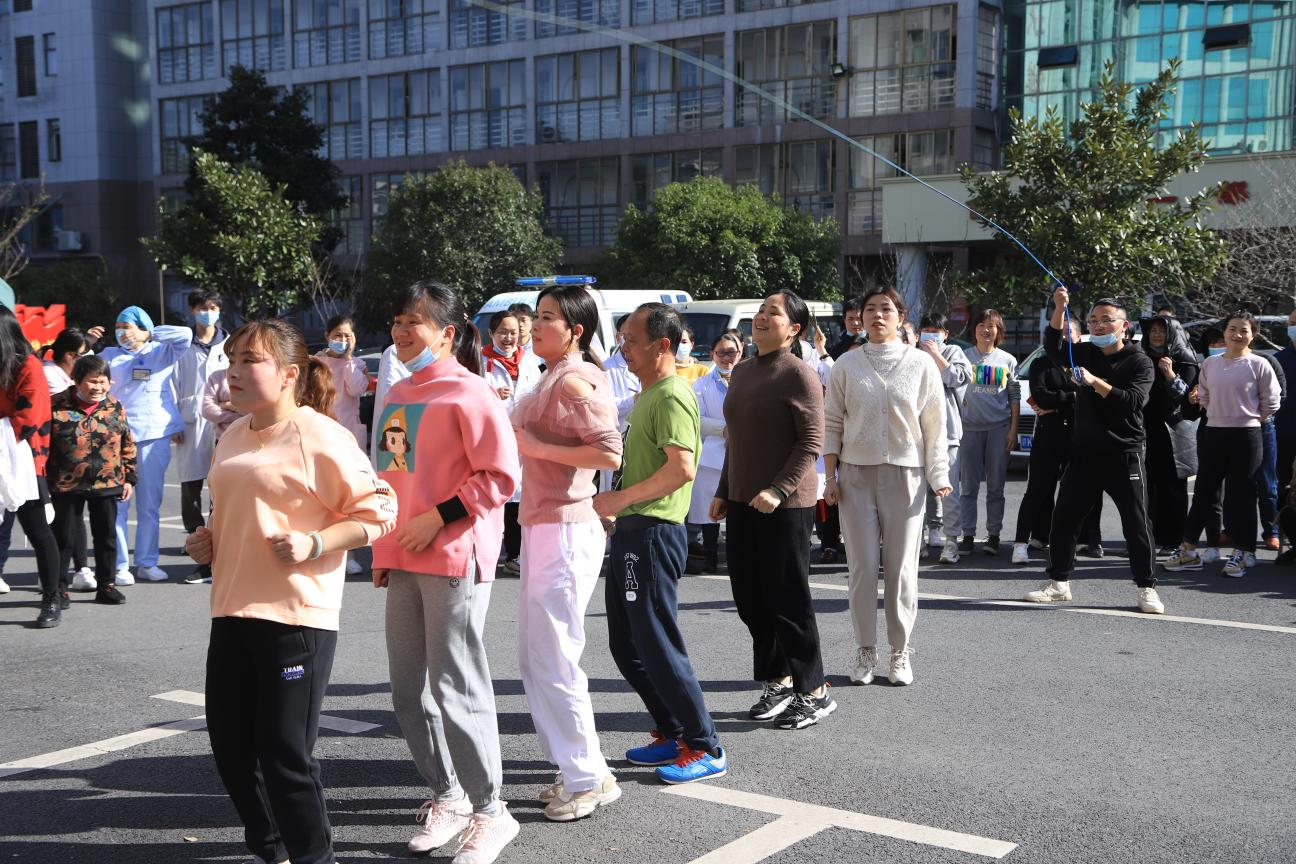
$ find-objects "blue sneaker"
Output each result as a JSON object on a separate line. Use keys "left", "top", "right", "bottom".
{"left": 655, "top": 745, "right": 728, "bottom": 785}
{"left": 625, "top": 731, "right": 680, "bottom": 766}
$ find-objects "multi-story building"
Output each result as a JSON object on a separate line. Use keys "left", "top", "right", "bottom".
{"left": 1, "top": 0, "right": 1290, "bottom": 315}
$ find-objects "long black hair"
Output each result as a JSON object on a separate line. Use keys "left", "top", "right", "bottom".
{"left": 46, "top": 328, "right": 90, "bottom": 366}
{"left": 393, "top": 281, "right": 482, "bottom": 376}
{"left": 537, "top": 284, "right": 603, "bottom": 369}
{"left": 769, "top": 289, "right": 810, "bottom": 359}
{"left": 0, "top": 306, "right": 31, "bottom": 391}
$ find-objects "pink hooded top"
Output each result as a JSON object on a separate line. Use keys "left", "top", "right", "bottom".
{"left": 372, "top": 356, "right": 520, "bottom": 580}
{"left": 510, "top": 352, "right": 622, "bottom": 526}
{"left": 317, "top": 354, "right": 370, "bottom": 449}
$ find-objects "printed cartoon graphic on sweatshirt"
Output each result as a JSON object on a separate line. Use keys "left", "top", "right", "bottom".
{"left": 376, "top": 405, "right": 422, "bottom": 473}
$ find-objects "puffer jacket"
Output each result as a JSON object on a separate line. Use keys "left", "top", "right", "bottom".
{"left": 47, "top": 387, "right": 138, "bottom": 496}
{"left": 1139, "top": 315, "right": 1199, "bottom": 425}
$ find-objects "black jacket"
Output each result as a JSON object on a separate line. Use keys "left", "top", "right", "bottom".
{"left": 827, "top": 331, "right": 858, "bottom": 361}
{"left": 1028, "top": 351, "right": 1079, "bottom": 432}
{"left": 1138, "top": 315, "right": 1199, "bottom": 426}
{"left": 1045, "top": 325, "right": 1155, "bottom": 453}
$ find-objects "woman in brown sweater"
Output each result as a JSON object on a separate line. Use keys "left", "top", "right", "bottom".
{"left": 710, "top": 289, "right": 831, "bottom": 730}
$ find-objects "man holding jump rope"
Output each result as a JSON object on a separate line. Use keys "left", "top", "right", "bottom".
{"left": 1023, "top": 286, "right": 1165, "bottom": 614}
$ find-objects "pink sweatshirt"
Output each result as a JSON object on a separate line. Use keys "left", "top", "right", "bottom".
{"left": 510, "top": 353, "right": 622, "bottom": 525}
{"left": 208, "top": 406, "right": 398, "bottom": 631}
{"left": 1198, "top": 353, "right": 1281, "bottom": 428}
{"left": 317, "top": 354, "right": 370, "bottom": 449}
{"left": 372, "top": 357, "right": 520, "bottom": 580}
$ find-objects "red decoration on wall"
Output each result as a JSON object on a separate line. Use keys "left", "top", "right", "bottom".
{"left": 14, "top": 304, "right": 66, "bottom": 351}
{"left": 1218, "top": 181, "right": 1250, "bottom": 205}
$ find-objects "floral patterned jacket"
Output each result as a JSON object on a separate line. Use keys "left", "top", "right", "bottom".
{"left": 47, "top": 387, "right": 138, "bottom": 495}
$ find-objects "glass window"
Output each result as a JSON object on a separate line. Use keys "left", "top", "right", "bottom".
{"left": 330, "top": 175, "right": 364, "bottom": 255}
{"left": 369, "top": 0, "right": 440, "bottom": 58}
{"left": 160, "top": 94, "right": 213, "bottom": 174}
{"left": 371, "top": 170, "right": 425, "bottom": 217}
{"left": 18, "top": 120, "right": 37, "bottom": 179}
{"left": 0, "top": 126, "right": 15, "bottom": 182}
{"left": 738, "top": 0, "right": 828, "bottom": 13}
{"left": 631, "top": 148, "right": 722, "bottom": 209}
{"left": 735, "top": 140, "right": 835, "bottom": 219}
{"left": 735, "top": 21, "right": 836, "bottom": 126}
{"left": 849, "top": 6, "right": 956, "bottom": 116}
{"left": 15, "top": 35, "right": 36, "bottom": 97}
{"left": 846, "top": 130, "right": 955, "bottom": 233}
{"left": 221, "top": 0, "right": 287, "bottom": 73}
{"left": 293, "top": 0, "right": 361, "bottom": 67}
{"left": 46, "top": 118, "right": 60, "bottom": 162}
{"left": 449, "top": 60, "right": 527, "bottom": 150}
{"left": 42, "top": 32, "right": 57, "bottom": 77}
{"left": 370, "top": 69, "right": 443, "bottom": 157}
{"left": 157, "top": 3, "right": 216, "bottom": 84}
{"left": 632, "top": 0, "right": 722, "bottom": 26}
{"left": 537, "top": 49, "right": 620, "bottom": 143}
{"left": 298, "top": 78, "right": 363, "bottom": 160}
{"left": 631, "top": 36, "right": 724, "bottom": 136}
{"left": 448, "top": 0, "right": 526, "bottom": 48}
{"left": 536, "top": 157, "right": 620, "bottom": 247}
{"left": 537, "top": 0, "right": 619, "bottom": 37}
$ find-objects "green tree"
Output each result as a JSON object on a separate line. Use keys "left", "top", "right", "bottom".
{"left": 144, "top": 151, "right": 323, "bottom": 318}
{"left": 11, "top": 259, "right": 118, "bottom": 328}
{"left": 364, "top": 161, "right": 561, "bottom": 325}
{"left": 959, "top": 60, "right": 1228, "bottom": 313}
{"left": 186, "top": 65, "right": 345, "bottom": 236}
{"left": 597, "top": 178, "right": 841, "bottom": 301}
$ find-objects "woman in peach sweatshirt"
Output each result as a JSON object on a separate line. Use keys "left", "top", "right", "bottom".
{"left": 185, "top": 319, "right": 397, "bottom": 864}
{"left": 371, "top": 281, "right": 522, "bottom": 864}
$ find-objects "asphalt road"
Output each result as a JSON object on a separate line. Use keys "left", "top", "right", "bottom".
{"left": 1, "top": 463, "right": 1294, "bottom": 863}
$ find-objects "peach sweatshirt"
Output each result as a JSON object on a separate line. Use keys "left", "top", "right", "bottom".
{"left": 208, "top": 406, "right": 398, "bottom": 630}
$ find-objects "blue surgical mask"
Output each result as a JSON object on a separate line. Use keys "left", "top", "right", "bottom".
{"left": 1286, "top": 325, "right": 1296, "bottom": 344}
{"left": 328, "top": 339, "right": 349, "bottom": 355}
{"left": 404, "top": 346, "right": 438, "bottom": 373}
{"left": 1089, "top": 332, "right": 1119, "bottom": 348}
{"left": 116, "top": 330, "right": 140, "bottom": 352}
{"left": 1208, "top": 346, "right": 1226, "bottom": 357}
{"left": 194, "top": 310, "right": 219, "bottom": 327}
{"left": 918, "top": 332, "right": 942, "bottom": 345}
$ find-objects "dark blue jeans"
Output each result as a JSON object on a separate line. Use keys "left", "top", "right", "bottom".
{"left": 606, "top": 515, "right": 719, "bottom": 753}
{"left": 1257, "top": 419, "right": 1279, "bottom": 540}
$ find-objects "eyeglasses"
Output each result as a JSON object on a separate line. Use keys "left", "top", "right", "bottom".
{"left": 1086, "top": 317, "right": 1123, "bottom": 327}
{"left": 714, "top": 349, "right": 740, "bottom": 358}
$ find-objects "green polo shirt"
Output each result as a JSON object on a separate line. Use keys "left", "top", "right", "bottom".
{"left": 618, "top": 374, "right": 700, "bottom": 523}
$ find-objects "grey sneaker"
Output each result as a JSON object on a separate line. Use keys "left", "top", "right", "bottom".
{"left": 543, "top": 773, "right": 621, "bottom": 822}
{"left": 849, "top": 646, "right": 877, "bottom": 685}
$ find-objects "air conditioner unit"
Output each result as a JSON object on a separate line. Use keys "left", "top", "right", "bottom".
{"left": 1248, "top": 138, "right": 1271, "bottom": 153}
{"left": 55, "top": 230, "right": 82, "bottom": 252}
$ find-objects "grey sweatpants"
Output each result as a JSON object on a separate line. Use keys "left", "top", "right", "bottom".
{"left": 925, "top": 444, "right": 962, "bottom": 539}
{"left": 386, "top": 567, "right": 502, "bottom": 812}
{"left": 960, "top": 424, "right": 1010, "bottom": 537}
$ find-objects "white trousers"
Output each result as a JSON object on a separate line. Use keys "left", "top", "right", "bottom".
{"left": 838, "top": 462, "right": 924, "bottom": 654}
{"left": 518, "top": 521, "right": 610, "bottom": 792}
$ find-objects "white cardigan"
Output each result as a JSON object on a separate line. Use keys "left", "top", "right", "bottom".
{"left": 824, "top": 340, "right": 950, "bottom": 491}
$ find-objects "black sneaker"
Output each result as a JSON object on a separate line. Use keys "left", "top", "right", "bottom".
{"left": 35, "top": 598, "right": 61, "bottom": 629}
{"left": 982, "top": 535, "right": 1000, "bottom": 555}
{"left": 775, "top": 691, "right": 838, "bottom": 730}
{"left": 95, "top": 585, "right": 126, "bottom": 605}
{"left": 819, "top": 546, "right": 840, "bottom": 564}
{"left": 958, "top": 536, "right": 974, "bottom": 553}
{"left": 748, "top": 681, "right": 794, "bottom": 720}
{"left": 1078, "top": 544, "right": 1105, "bottom": 559}
{"left": 58, "top": 590, "right": 71, "bottom": 610}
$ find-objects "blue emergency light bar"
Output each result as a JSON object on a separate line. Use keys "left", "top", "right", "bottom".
{"left": 514, "top": 275, "right": 597, "bottom": 287}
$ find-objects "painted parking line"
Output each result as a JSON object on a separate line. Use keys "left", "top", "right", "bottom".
{"left": 0, "top": 693, "right": 380, "bottom": 780}
{"left": 665, "top": 784, "right": 1016, "bottom": 861}
{"left": 152, "top": 690, "right": 382, "bottom": 734}
{"left": 694, "top": 574, "right": 1296, "bottom": 636}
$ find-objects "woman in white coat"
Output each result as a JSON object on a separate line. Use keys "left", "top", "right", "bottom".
{"left": 483, "top": 309, "right": 543, "bottom": 573}
{"left": 686, "top": 332, "right": 742, "bottom": 573}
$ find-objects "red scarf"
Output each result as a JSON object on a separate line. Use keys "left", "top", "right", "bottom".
{"left": 483, "top": 344, "right": 521, "bottom": 381}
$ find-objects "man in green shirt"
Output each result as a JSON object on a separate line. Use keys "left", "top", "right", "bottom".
{"left": 594, "top": 303, "right": 726, "bottom": 785}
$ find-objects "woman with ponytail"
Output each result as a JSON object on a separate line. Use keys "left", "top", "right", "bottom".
{"left": 370, "top": 282, "right": 522, "bottom": 862}
{"left": 184, "top": 319, "right": 398, "bottom": 864}
{"left": 510, "top": 285, "right": 623, "bottom": 821}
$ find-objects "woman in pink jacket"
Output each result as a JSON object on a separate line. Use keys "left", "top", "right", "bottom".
{"left": 371, "top": 281, "right": 522, "bottom": 864}
{"left": 316, "top": 314, "right": 370, "bottom": 450}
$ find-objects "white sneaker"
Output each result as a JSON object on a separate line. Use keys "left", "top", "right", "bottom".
{"left": 1222, "top": 550, "right": 1247, "bottom": 578}
{"left": 938, "top": 540, "right": 960, "bottom": 564}
{"left": 544, "top": 773, "right": 621, "bottom": 821}
{"left": 71, "top": 568, "right": 97, "bottom": 592}
{"left": 927, "top": 526, "right": 943, "bottom": 547}
{"left": 408, "top": 796, "right": 472, "bottom": 854}
{"left": 850, "top": 646, "right": 877, "bottom": 685}
{"left": 888, "top": 649, "right": 914, "bottom": 686}
{"left": 346, "top": 556, "right": 363, "bottom": 575}
{"left": 114, "top": 568, "right": 135, "bottom": 586}
{"left": 453, "top": 808, "right": 520, "bottom": 864}
{"left": 1137, "top": 586, "right": 1165, "bottom": 614}
{"left": 138, "top": 565, "right": 169, "bottom": 582}
{"left": 537, "top": 771, "right": 564, "bottom": 803}
{"left": 1011, "top": 543, "right": 1030, "bottom": 564}
{"left": 1199, "top": 547, "right": 1220, "bottom": 564}
{"left": 0, "top": 576, "right": 9, "bottom": 594}
{"left": 1162, "top": 547, "right": 1202, "bottom": 571}
{"left": 1024, "top": 579, "right": 1072, "bottom": 602}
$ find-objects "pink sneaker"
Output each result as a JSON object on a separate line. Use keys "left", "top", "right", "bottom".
{"left": 408, "top": 796, "right": 472, "bottom": 854}
{"left": 453, "top": 808, "right": 520, "bottom": 864}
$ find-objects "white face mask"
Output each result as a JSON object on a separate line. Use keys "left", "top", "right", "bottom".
{"left": 676, "top": 342, "right": 692, "bottom": 363}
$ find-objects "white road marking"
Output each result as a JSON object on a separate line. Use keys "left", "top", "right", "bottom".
{"left": 152, "top": 690, "right": 382, "bottom": 734}
{"left": 665, "top": 784, "right": 1016, "bottom": 860}
{"left": 694, "top": 574, "right": 1296, "bottom": 635}
{"left": 0, "top": 716, "right": 207, "bottom": 779}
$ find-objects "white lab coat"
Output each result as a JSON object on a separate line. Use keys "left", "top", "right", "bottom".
{"left": 800, "top": 340, "right": 831, "bottom": 498}
{"left": 483, "top": 350, "right": 543, "bottom": 504}
{"left": 688, "top": 367, "right": 729, "bottom": 524}
{"left": 172, "top": 332, "right": 229, "bottom": 482}
{"left": 370, "top": 346, "right": 410, "bottom": 469}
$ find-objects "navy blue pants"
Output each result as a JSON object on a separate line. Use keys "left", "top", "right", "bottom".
{"left": 606, "top": 515, "right": 719, "bottom": 753}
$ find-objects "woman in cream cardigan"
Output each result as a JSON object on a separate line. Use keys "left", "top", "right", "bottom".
{"left": 823, "top": 287, "right": 950, "bottom": 687}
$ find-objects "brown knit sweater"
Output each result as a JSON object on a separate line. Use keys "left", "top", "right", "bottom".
{"left": 716, "top": 347, "right": 824, "bottom": 508}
